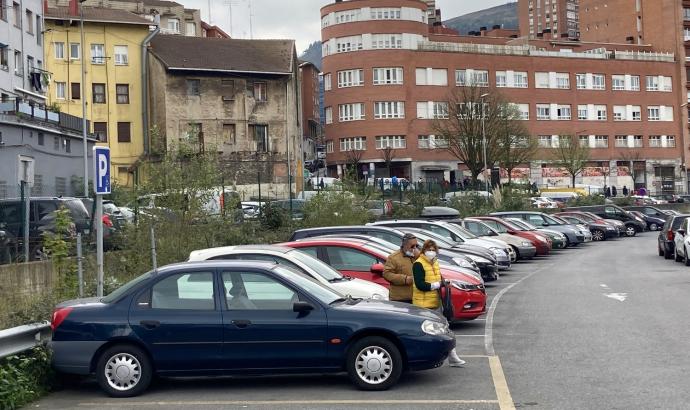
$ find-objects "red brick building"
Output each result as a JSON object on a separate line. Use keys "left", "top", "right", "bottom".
{"left": 519, "top": 0, "right": 580, "bottom": 40}
{"left": 321, "top": 0, "right": 686, "bottom": 192}
{"left": 299, "top": 61, "right": 322, "bottom": 162}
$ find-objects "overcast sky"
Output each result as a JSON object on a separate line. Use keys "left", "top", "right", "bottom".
{"left": 181, "top": 0, "right": 515, "bottom": 53}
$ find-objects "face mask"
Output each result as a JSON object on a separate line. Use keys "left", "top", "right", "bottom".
{"left": 404, "top": 250, "right": 414, "bottom": 257}
{"left": 424, "top": 251, "right": 437, "bottom": 260}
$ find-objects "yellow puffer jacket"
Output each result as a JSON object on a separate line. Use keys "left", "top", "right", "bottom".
{"left": 412, "top": 255, "right": 442, "bottom": 309}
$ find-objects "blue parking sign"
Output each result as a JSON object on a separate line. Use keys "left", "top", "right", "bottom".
{"left": 93, "top": 147, "right": 111, "bottom": 195}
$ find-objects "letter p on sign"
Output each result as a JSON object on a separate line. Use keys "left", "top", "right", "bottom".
{"left": 93, "top": 147, "right": 111, "bottom": 195}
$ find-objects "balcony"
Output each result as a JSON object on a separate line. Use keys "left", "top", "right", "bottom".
{"left": 0, "top": 100, "right": 90, "bottom": 135}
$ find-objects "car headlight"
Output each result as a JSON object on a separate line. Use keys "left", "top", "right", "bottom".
{"left": 422, "top": 319, "right": 450, "bottom": 336}
{"left": 371, "top": 293, "right": 387, "bottom": 300}
{"left": 536, "top": 236, "right": 547, "bottom": 243}
{"left": 521, "top": 241, "right": 532, "bottom": 247}
{"left": 606, "top": 226, "right": 615, "bottom": 230}
{"left": 490, "top": 248, "right": 504, "bottom": 257}
{"left": 453, "top": 257, "right": 477, "bottom": 270}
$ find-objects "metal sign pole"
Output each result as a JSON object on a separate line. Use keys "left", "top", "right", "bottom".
{"left": 96, "top": 196, "right": 103, "bottom": 297}
{"left": 76, "top": 233, "right": 83, "bottom": 297}
{"left": 93, "top": 147, "right": 110, "bottom": 297}
{"left": 22, "top": 181, "right": 29, "bottom": 262}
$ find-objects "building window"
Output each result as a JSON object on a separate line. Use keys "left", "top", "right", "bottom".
{"left": 114, "top": 45, "right": 128, "bottom": 65}
{"left": 495, "top": 71, "right": 528, "bottom": 88}
{"left": 646, "top": 76, "right": 659, "bottom": 91}
{"left": 374, "top": 101, "right": 405, "bottom": 119}
{"left": 371, "top": 34, "right": 403, "bottom": 49}
{"left": 632, "top": 106, "right": 642, "bottom": 121}
{"left": 185, "top": 22, "right": 196, "bottom": 36}
{"left": 253, "top": 82, "right": 267, "bottom": 102}
{"left": 92, "top": 83, "right": 106, "bottom": 103}
{"left": 53, "top": 136, "right": 59, "bottom": 150}
{"left": 514, "top": 103, "right": 529, "bottom": 120}
{"left": 326, "top": 140, "right": 334, "bottom": 153}
{"left": 325, "top": 107, "right": 333, "bottom": 124}
{"left": 55, "top": 177, "right": 66, "bottom": 196}
{"left": 649, "top": 135, "right": 661, "bottom": 147}
{"left": 538, "top": 135, "right": 553, "bottom": 148}
{"left": 0, "top": 47, "right": 8, "bottom": 70}
{"left": 556, "top": 105, "right": 571, "bottom": 120}
{"left": 376, "top": 135, "right": 406, "bottom": 149}
{"left": 456, "top": 69, "right": 489, "bottom": 87}
{"left": 630, "top": 75, "right": 640, "bottom": 91}
{"left": 614, "top": 135, "right": 628, "bottom": 148}
{"left": 336, "top": 35, "right": 363, "bottom": 53}
{"left": 417, "top": 102, "right": 450, "bottom": 119}
{"left": 117, "top": 122, "right": 131, "bottom": 142}
{"left": 249, "top": 124, "right": 269, "bottom": 152}
{"left": 633, "top": 135, "right": 643, "bottom": 147}
{"left": 54, "top": 42, "right": 64, "bottom": 59}
{"left": 418, "top": 135, "right": 430, "bottom": 149}
{"left": 371, "top": 7, "right": 402, "bottom": 20}
{"left": 592, "top": 74, "right": 605, "bottom": 90}
{"left": 94, "top": 122, "right": 107, "bottom": 142}
{"left": 90, "top": 44, "right": 105, "bottom": 64}
{"left": 334, "top": 9, "right": 361, "bottom": 24}
{"left": 12, "top": 2, "right": 19, "bottom": 26}
{"left": 13, "top": 50, "right": 22, "bottom": 75}
{"left": 340, "top": 137, "right": 366, "bottom": 151}
{"left": 36, "top": 15, "right": 41, "bottom": 45}
{"left": 594, "top": 135, "right": 608, "bottom": 148}
{"left": 373, "top": 67, "right": 403, "bottom": 85}
{"left": 339, "top": 103, "right": 366, "bottom": 121}
{"left": 496, "top": 71, "right": 507, "bottom": 87}
{"left": 577, "top": 105, "right": 588, "bottom": 120}
{"left": 647, "top": 106, "right": 660, "bottom": 121}
{"left": 116, "top": 84, "right": 129, "bottom": 104}
{"left": 337, "top": 69, "right": 364, "bottom": 88}
{"left": 324, "top": 73, "right": 332, "bottom": 90}
{"left": 69, "top": 43, "right": 80, "bottom": 60}
{"left": 0, "top": 0, "right": 6, "bottom": 21}
{"left": 25, "top": 9, "right": 32, "bottom": 34}
{"left": 595, "top": 105, "right": 607, "bottom": 120}
{"left": 37, "top": 132, "right": 44, "bottom": 145}
{"left": 55, "top": 82, "right": 66, "bottom": 99}
{"left": 167, "top": 18, "right": 180, "bottom": 33}
{"left": 416, "top": 68, "right": 448, "bottom": 86}
{"left": 65, "top": 138, "right": 71, "bottom": 153}
{"left": 222, "top": 123, "right": 236, "bottom": 144}
{"left": 71, "top": 82, "right": 80, "bottom": 100}
{"left": 576, "top": 73, "right": 586, "bottom": 89}
{"left": 668, "top": 135, "right": 676, "bottom": 147}
{"left": 536, "top": 104, "right": 550, "bottom": 120}
{"left": 612, "top": 75, "right": 625, "bottom": 91}
{"left": 187, "top": 79, "right": 200, "bottom": 96}
{"left": 555, "top": 73, "right": 570, "bottom": 89}
{"left": 646, "top": 75, "right": 672, "bottom": 92}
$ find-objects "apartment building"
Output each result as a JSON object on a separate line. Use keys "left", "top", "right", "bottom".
{"left": 300, "top": 60, "right": 321, "bottom": 163}
{"left": 321, "top": 0, "right": 685, "bottom": 193}
{"left": 44, "top": 2, "right": 152, "bottom": 187}
{"left": 0, "top": 0, "right": 46, "bottom": 103}
{"left": 519, "top": 0, "right": 580, "bottom": 40}
{"left": 147, "top": 35, "right": 302, "bottom": 191}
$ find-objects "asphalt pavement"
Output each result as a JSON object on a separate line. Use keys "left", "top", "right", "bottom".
{"left": 34, "top": 232, "right": 690, "bottom": 410}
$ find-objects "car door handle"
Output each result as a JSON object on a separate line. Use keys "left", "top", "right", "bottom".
{"left": 231, "top": 319, "right": 251, "bottom": 329}
{"left": 139, "top": 320, "right": 160, "bottom": 330}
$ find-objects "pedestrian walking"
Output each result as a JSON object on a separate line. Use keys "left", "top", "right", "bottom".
{"left": 412, "top": 239, "right": 466, "bottom": 367}
{"left": 383, "top": 233, "right": 419, "bottom": 303}
{"left": 622, "top": 186, "right": 629, "bottom": 196}
{"left": 391, "top": 175, "right": 399, "bottom": 192}
{"left": 605, "top": 186, "right": 611, "bottom": 198}
{"left": 639, "top": 187, "right": 647, "bottom": 196}
{"left": 612, "top": 186, "right": 618, "bottom": 197}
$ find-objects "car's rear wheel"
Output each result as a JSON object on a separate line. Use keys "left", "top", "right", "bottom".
{"left": 684, "top": 247, "right": 690, "bottom": 266}
{"left": 649, "top": 223, "right": 659, "bottom": 231}
{"left": 591, "top": 230, "right": 605, "bottom": 242}
{"left": 625, "top": 226, "right": 637, "bottom": 237}
{"left": 346, "top": 336, "right": 402, "bottom": 391}
{"left": 96, "top": 344, "right": 152, "bottom": 397}
{"left": 675, "top": 248, "right": 683, "bottom": 262}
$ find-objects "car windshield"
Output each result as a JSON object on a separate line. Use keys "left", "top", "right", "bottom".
{"left": 543, "top": 214, "right": 564, "bottom": 225}
{"left": 406, "top": 230, "right": 456, "bottom": 248}
{"left": 515, "top": 219, "right": 539, "bottom": 230}
{"left": 287, "top": 249, "right": 343, "bottom": 281}
{"left": 102, "top": 272, "right": 152, "bottom": 303}
{"left": 550, "top": 215, "right": 570, "bottom": 224}
{"left": 572, "top": 214, "right": 595, "bottom": 223}
{"left": 443, "top": 223, "right": 477, "bottom": 240}
{"left": 272, "top": 266, "right": 343, "bottom": 304}
{"left": 477, "top": 219, "right": 508, "bottom": 233}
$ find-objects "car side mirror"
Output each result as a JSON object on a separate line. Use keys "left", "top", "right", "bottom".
{"left": 542, "top": 223, "right": 549, "bottom": 227}
{"left": 370, "top": 263, "right": 385, "bottom": 275}
{"left": 507, "top": 229, "right": 516, "bottom": 235}
{"left": 678, "top": 229, "right": 686, "bottom": 237}
{"left": 488, "top": 231, "right": 498, "bottom": 236}
{"left": 293, "top": 301, "right": 314, "bottom": 313}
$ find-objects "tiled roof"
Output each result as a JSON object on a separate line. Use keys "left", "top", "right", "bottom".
{"left": 45, "top": 7, "right": 152, "bottom": 25}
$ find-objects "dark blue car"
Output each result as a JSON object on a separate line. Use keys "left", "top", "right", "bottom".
{"left": 50, "top": 261, "right": 454, "bottom": 397}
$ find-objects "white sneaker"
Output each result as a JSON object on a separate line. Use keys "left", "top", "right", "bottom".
{"left": 448, "top": 350, "right": 466, "bottom": 367}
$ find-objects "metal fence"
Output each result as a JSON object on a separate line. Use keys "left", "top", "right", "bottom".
{"left": 0, "top": 322, "right": 51, "bottom": 359}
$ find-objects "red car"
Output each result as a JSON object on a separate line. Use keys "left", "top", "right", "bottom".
{"left": 281, "top": 238, "right": 486, "bottom": 321}
{"left": 474, "top": 216, "right": 552, "bottom": 256}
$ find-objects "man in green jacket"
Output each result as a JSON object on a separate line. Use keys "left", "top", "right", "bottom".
{"left": 383, "top": 233, "right": 419, "bottom": 303}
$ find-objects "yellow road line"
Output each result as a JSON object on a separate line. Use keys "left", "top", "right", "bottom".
{"left": 78, "top": 399, "right": 500, "bottom": 406}
{"left": 489, "top": 356, "right": 516, "bottom": 410}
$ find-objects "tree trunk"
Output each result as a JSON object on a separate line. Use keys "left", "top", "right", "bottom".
{"left": 571, "top": 174, "right": 576, "bottom": 189}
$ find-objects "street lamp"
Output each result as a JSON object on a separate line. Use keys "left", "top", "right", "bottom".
{"left": 480, "top": 93, "right": 490, "bottom": 197}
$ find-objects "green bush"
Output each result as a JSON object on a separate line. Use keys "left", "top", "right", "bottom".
{"left": 0, "top": 347, "right": 54, "bottom": 410}
{"left": 302, "top": 192, "right": 371, "bottom": 227}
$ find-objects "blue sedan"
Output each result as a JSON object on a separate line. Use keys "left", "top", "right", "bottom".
{"left": 50, "top": 261, "right": 455, "bottom": 397}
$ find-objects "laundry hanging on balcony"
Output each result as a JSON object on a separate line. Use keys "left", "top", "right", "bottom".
{"left": 30, "top": 72, "right": 43, "bottom": 92}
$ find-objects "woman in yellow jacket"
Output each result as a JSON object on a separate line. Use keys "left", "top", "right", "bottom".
{"left": 412, "top": 239, "right": 465, "bottom": 367}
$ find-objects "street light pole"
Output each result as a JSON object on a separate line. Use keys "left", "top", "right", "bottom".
{"left": 80, "top": 0, "right": 88, "bottom": 196}
{"left": 480, "top": 93, "right": 490, "bottom": 198}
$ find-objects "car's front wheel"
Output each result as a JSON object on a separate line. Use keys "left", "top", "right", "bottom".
{"left": 346, "top": 336, "right": 403, "bottom": 391}
{"left": 96, "top": 344, "right": 152, "bottom": 397}
{"left": 649, "top": 223, "right": 659, "bottom": 231}
{"left": 591, "top": 230, "right": 605, "bottom": 242}
{"left": 625, "top": 226, "right": 637, "bottom": 237}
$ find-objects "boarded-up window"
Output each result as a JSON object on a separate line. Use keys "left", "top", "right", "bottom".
{"left": 221, "top": 79, "right": 235, "bottom": 101}
{"left": 249, "top": 124, "right": 268, "bottom": 152}
{"left": 223, "top": 124, "right": 236, "bottom": 144}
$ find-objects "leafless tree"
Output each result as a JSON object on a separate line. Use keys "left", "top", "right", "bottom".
{"left": 344, "top": 149, "right": 365, "bottom": 181}
{"left": 379, "top": 146, "right": 396, "bottom": 178}
{"left": 494, "top": 105, "right": 537, "bottom": 185}
{"left": 551, "top": 135, "right": 591, "bottom": 188}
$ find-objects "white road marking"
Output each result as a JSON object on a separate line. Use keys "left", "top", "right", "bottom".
{"left": 604, "top": 292, "right": 627, "bottom": 302}
{"left": 77, "top": 400, "right": 500, "bottom": 406}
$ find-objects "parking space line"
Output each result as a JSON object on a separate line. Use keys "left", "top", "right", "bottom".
{"left": 78, "top": 399, "right": 500, "bottom": 406}
{"left": 489, "top": 356, "right": 516, "bottom": 410}
{"left": 455, "top": 334, "right": 485, "bottom": 337}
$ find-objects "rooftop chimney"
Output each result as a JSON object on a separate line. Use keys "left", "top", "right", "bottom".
{"left": 493, "top": 24, "right": 501, "bottom": 30}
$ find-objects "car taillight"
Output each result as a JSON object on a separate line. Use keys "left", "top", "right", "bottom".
{"left": 51, "top": 307, "right": 73, "bottom": 331}
{"left": 667, "top": 230, "right": 675, "bottom": 241}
